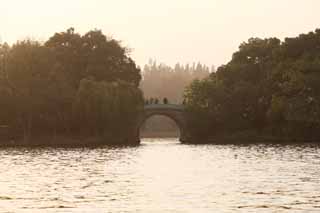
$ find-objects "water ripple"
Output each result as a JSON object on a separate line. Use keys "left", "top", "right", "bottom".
{"left": 0, "top": 139, "right": 319, "bottom": 212}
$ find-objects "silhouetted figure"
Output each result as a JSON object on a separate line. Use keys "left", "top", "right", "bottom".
{"left": 145, "top": 99, "right": 149, "bottom": 105}
{"left": 149, "top": 98, "right": 154, "bottom": 104}
{"left": 163, "top": 98, "right": 168, "bottom": 104}
{"left": 182, "top": 99, "right": 186, "bottom": 105}
{"left": 155, "top": 98, "right": 159, "bottom": 104}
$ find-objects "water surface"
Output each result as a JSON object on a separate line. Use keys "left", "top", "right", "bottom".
{"left": 0, "top": 139, "right": 319, "bottom": 212}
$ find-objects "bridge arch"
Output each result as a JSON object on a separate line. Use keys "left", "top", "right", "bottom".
{"left": 139, "top": 112, "right": 182, "bottom": 138}
{"left": 133, "top": 104, "right": 188, "bottom": 143}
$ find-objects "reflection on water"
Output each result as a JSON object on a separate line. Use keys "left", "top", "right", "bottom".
{"left": 0, "top": 138, "right": 320, "bottom": 212}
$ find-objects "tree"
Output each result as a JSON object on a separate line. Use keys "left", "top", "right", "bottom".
{"left": 163, "top": 98, "right": 168, "bottom": 104}
{"left": 73, "top": 79, "right": 143, "bottom": 136}
{"left": 182, "top": 99, "right": 186, "bottom": 105}
{"left": 184, "top": 28, "right": 320, "bottom": 141}
{"left": 45, "top": 28, "right": 141, "bottom": 88}
{"left": 0, "top": 28, "right": 144, "bottom": 144}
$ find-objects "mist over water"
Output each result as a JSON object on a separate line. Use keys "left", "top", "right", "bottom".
{"left": 0, "top": 139, "right": 320, "bottom": 212}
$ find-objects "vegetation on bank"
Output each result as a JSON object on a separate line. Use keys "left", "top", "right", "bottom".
{"left": 2, "top": 28, "right": 320, "bottom": 145}
{"left": 184, "top": 29, "right": 320, "bottom": 143}
{"left": 0, "top": 28, "right": 143, "bottom": 145}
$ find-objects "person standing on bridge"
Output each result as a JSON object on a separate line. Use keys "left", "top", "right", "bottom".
{"left": 163, "top": 98, "right": 168, "bottom": 104}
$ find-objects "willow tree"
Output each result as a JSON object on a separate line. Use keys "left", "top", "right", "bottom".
{"left": 73, "top": 78, "right": 143, "bottom": 139}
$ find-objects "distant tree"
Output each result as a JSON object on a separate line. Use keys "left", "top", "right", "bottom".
{"left": 140, "top": 59, "right": 210, "bottom": 104}
{"left": 149, "top": 98, "right": 154, "bottom": 104}
{"left": 163, "top": 98, "right": 168, "bottom": 104}
{"left": 145, "top": 99, "right": 149, "bottom": 105}
{"left": 155, "top": 98, "right": 159, "bottom": 104}
{"left": 0, "top": 42, "right": 9, "bottom": 77}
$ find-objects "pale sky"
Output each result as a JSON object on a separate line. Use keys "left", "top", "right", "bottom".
{"left": 0, "top": 0, "right": 319, "bottom": 68}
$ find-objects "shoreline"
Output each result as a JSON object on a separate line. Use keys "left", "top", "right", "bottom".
{"left": 0, "top": 135, "right": 139, "bottom": 148}
{"left": 186, "top": 132, "right": 320, "bottom": 145}
{"left": 140, "top": 131, "right": 179, "bottom": 139}
{"left": 0, "top": 130, "right": 319, "bottom": 147}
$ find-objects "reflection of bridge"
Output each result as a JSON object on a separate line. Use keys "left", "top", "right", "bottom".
{"left": 131, "top": 104, "right": 188, "bottom": 143}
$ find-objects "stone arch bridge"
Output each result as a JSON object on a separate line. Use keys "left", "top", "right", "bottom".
{"left": 131, "top": 104, "right": 188, "bottom": 143}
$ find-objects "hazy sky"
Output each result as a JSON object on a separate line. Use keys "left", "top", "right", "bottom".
{"left": 1, "top": 0, "right": 319, "bottom": 67}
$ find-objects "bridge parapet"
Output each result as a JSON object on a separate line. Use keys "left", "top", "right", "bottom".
{"left": 144, "top": 104, "right": 185, "bottom": 111}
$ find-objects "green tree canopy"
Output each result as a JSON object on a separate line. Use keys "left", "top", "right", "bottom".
{"left": 0, "top": 28, "right": 143, "bottom": 144}
{"left": 184, "top": 29, "right": 320, "bottom": 141}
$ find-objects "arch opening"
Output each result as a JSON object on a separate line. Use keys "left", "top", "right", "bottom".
{"left": 139, "top": 114, "right": 181, "bottom": 140}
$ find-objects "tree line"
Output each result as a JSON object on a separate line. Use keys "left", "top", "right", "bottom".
{"left": 141, "top": 59, "right": 212, "bottom": 104}
{"left": 2, "top": 27, "right": 318, "bottom": 144}
{"left": 184, "top": 29, "right": 320, "bottom": 142}
{"left": 0, "top": 28, "right": 143, "bottom": 144}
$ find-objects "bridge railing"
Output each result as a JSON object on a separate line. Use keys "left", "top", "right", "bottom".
{"left": 144, "top": 104, "right": 185, "bottom": 110}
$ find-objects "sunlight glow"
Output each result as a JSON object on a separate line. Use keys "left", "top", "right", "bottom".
{"left": 1, "top": 0, "right": 319, "bottom": 67}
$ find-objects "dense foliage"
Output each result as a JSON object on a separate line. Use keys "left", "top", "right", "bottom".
{"left": 0, "top": 28, "right": 143, "bottom": 143}
{"left": 184, "top": 29, "right": 320, "bottom": 142}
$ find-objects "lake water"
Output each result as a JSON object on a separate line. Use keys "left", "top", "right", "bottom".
{"left": 0, "top": 138, "right": 320, "bottom": 212}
